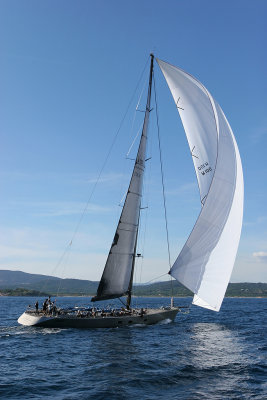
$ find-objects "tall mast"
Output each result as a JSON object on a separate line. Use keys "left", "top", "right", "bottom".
{"left": 126, "top": 54, "right": 154, "bottom": 308}
{"left": 92, "top": 54, "right": 154, "bottom": 304}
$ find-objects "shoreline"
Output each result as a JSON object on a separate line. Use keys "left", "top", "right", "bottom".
{"left": 1, "top": 294, "right": 266, "bottom": 299}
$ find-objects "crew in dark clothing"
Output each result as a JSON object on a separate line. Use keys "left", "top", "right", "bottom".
{"left": 35, "top": 301, "right": 39, "bottom": 312}
{"left": 43, "top": 299, "right": 48, "bottom": 312}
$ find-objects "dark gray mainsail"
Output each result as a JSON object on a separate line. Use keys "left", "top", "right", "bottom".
{"left": 91, "top": 55, "right": 154, "bottom": 303}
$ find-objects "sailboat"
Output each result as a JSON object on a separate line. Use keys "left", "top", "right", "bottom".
{"left": 18, "top": 54, "right": 243, "bottom": 328}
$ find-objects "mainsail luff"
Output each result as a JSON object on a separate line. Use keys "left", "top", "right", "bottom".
{"left": 157, "top": 58, "right": 243, "bottom": 312}
{"left": 91, "top": 54, "right": 154, "bottom": 303}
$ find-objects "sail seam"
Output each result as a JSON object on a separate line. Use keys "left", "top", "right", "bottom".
{"left": 110, "top": 251, "right": 134, "bottom": 256}
{"left": 117, "top": 228, "right": 137, "bottom": 233}
{"left": 128, "top": 191, "right": 142, "bottom": 197}
{"left": 119, "top": 222, "right": 138, "bottom": 227}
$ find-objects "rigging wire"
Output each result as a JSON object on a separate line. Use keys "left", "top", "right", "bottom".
{"left": 39, "top": 242, "right": 72, "bottom": 296}
{"left": 126, "top": 122, "right": 143, "bottom": 158}
{"left": 56, "top": 246, "right": 72, "bottom": 298}
{"left": 49, "top": 56, "right": 151, "bottom": 292}
{"left": 135, "top": 80, "right": 146, "bottom": 112}
{"left": 153, "top": 74, "right": 172, "bottom": 269}
{"left": 126, "top": 76, "right": 147, "bottom": 158}
{"left": 153, "top": 71, "right": 175, "bottom": 299}
{"left": 142, "top": 273, "right": 169, "bottom": 285}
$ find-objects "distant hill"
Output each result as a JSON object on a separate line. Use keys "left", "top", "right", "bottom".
{"left": 133, "top": 281, "right": 267, "bottom": 298}
{"left": 0, "top": 288, "right": 49, "bottom": 297}
{"left": 134, "top": 280, "right": 193, "bottom": 297}
{"left": 0, "top": 270, "right": 98, "bottom": 296}
{"left": 0, "top": 270, "right": 266, "bottom": 297}
{"left": 0, "top": 270, "right": 60, "bottom": 287}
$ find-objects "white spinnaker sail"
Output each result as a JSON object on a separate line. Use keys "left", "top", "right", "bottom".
{"left": 157, "top": 59, "right": 243, "bottom": 311}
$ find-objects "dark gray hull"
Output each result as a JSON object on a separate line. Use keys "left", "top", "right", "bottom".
{"left": 18, "top": 308, "right": 179, "bottom": 328}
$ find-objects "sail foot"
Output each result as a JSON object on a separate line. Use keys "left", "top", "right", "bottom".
{"left": 91, "top": 292, "right": 128, "bottom": 302}
{"left": 192, "top": 294, "right": 220, "bottom": 312}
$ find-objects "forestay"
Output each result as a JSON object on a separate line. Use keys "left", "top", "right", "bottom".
{"left": 157, "top": 59, "right": 243, "bottom": 311}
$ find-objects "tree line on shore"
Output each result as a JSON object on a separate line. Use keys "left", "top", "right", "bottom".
{"left": 1, "top": 281, "right": 266, "bottom": 297}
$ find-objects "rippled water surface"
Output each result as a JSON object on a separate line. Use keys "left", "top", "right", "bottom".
{"left": 0, "top": 297, "right": 266, "bottom": 399}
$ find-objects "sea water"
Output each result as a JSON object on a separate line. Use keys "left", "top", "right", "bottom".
{"left": 0, "top": 296, "right": 266, "bottom": 399}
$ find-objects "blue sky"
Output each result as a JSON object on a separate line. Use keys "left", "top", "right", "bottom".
{"left": 0, "top": 0, "right": 266, "bottom": 283}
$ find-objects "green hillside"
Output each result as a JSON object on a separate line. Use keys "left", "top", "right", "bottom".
{"left": 0, "top": 270, "right": 266, "bottom": 297}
